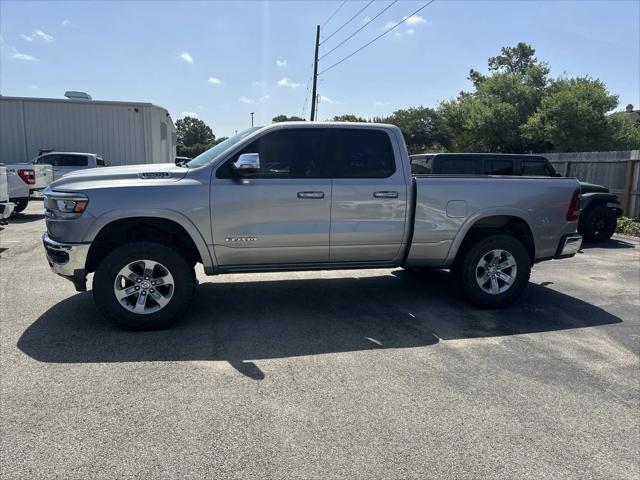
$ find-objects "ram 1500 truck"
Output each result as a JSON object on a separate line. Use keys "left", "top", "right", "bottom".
{"left": 42, "top": 123, "right": 582, "bottom": 329}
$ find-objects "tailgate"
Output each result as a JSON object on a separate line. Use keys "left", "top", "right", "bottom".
{"left": 32, "top": 164, "right": 53, "bottom": 189}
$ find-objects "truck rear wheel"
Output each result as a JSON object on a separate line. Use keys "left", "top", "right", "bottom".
{"left": 579, "top": 205, "right": 617, "bottom": 243}
{"left": 12, "top": 199, "right": 28, "bottom": 214}
{"left": 93, "top": 241, "right": 196, "bottom": 330}
{"left": 455, "top": 234, "right": 531, "bottom": 308}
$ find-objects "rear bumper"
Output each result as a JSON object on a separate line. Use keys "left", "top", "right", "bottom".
{"left": 555, "top": 234, "right": 582, "bottom": 259}
{"left": 0, "top": 202, "right": 15, "bottom": 219}
{"left": 42, "top": 233, "right": 90, "bottom": 291}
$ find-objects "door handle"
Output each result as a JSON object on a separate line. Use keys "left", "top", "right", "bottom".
{"left": 297, "top": 191, "right": 325, "bottom": 199}
{"left": 373, "top": 191, "right": 398, "bottom": 199}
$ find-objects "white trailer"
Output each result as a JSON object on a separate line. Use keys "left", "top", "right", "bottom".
{"left": 0, "top": 94, "right": 177, "bottom": 166}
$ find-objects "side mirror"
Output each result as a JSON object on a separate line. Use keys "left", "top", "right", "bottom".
{"left": 232, "top": 153, "right": 260, "bottom": 173}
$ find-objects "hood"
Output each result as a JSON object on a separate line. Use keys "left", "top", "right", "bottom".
{"left": 49, "top": 163, "right": 188, "bottom": 191}
{"left": 579, "top": 181, "right": 609, "bottom": 194}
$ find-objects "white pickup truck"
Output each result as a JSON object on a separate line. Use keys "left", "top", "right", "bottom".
{"left": 42, "top": 123, "right": 583, "bottom": 329}
{"left": 2, "top": 163, "right": 52, "bottom": 213}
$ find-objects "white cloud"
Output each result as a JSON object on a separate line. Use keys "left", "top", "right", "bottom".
{"left": 179, "top": 51, "right": 194, "bottom": 64}
{"left": 276, "top": 58, "right": 287, "bottom": 67}
{"left": 252, "top": 81, "right": 267, "bottom": 88}
{"left": 33, "top": 30, "right": 54, "bottom": 42}
{"left": 361, "top": 16, "right": 371, "bottom": 24}
{"left": 19, "top": 29, "right": 54, "bottom": 43}
{"left": 277, "top": 77, "right": 304, "bottom": 89}
{"left": 11, "top": 49, "right": 38, "bottom": 61}
{"left": 384, "top": 21, "right": 396, "bottom": 30}
{"left": 61, "top": 19, "right": 72, "bottom": 27}
{"left": 406, "top": 28, "right": 415, "bottom": 35}
{"left": 208, "top": 77, "right": 222, "bottom": 85}
{"left": 179, "top": 111, "right": 198, "bottom": 118}
{"left": 319, "top": 95, "right": 338, "bottom": 104}
{"left": 239, "top": 94, "right": 270, "bottom": 105}
{"left": 374, "top": 100, "right": 389, "bottom": 107}
{"left": 29, "top": 85, "right": 39, "bottom": 90}
{"left": 403, "top": 15, "right": 427, "bottom": 25}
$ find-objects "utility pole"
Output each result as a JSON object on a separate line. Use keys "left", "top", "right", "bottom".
{"left": 250, "top": 112, "right": 254, "bottom": 127}
{"left": 310, "top": 24, "right": 320, "bottom": 121}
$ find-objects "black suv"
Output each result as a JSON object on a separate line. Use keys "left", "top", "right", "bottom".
{"left": 410, "top": 153, "right": 623, "bottom": 243}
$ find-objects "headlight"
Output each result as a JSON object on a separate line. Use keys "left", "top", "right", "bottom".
{"left": 44, "top": 192, "right": 89, "bottom": 219}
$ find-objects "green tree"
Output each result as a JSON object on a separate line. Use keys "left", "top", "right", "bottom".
{"left": 331, "top": 114, "right": 368, "bottom": 122}
{"left": 175, "top": 116, "right": 216, "bottom": 157}
{"left": 272, "top": 115, "right": 305, "bottom": 122}
{"left": 523, "top": 77, "right": 621, "bottom": 152}
{"left": 381, "top": 107, "right": 446, "bottom": 153}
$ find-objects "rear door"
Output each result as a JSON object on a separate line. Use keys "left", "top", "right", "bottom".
{"left": 211, "top": 128, "right": 331, "bottom": 266}
{"left": 328, "top": 128, "right": 407, "bottom": 263}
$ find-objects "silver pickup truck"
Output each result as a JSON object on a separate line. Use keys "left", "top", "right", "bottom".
{"left": 42, "top": 123, "right": 582, "bottom": 329}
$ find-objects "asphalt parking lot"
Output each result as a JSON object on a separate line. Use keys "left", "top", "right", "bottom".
{"left": 1, "top": 201, "right": 639, "bottom": 479}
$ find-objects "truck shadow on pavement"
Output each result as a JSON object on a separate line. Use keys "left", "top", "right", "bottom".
{"left": 18, "top": 270, "right": 622, "bottom": 380}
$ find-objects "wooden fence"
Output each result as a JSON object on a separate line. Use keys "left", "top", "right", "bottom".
{"left": 544, "top": 150, "right": 640, "bottom": 218}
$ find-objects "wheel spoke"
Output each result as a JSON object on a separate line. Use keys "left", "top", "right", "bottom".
{"left": 133, "top": 293, "right": 147, "bottom": 313}
{"left": 150, "top": 290, "right": 170, "bottom": 308}
{"left": 497, "top": 256, "right": 515, "bottom": 270}
{"left": 114, "top": 285, "right": 137, "bottom": 301}
{"left": 142, "top": 260, "right": 159, "bottom": 279}
{"left": 496, "top": 272, "right": 513, "bottom": 285}
{"left": 490, "top": 276, "right": 500, "bottom": 294}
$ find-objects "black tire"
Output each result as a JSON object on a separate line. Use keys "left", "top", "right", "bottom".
{"left": 93, "top": 241, "right": 196, "bottom": 330}
{"left": 455, "top": 234, "right": 531, "bottom": 308}
{"left": 12, "top": 199, "right": 28, "bottom": 214}
{"left": 579, "top": 205, "right": 617, "bottom": 243}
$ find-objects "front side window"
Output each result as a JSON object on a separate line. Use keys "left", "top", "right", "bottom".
{"left": 330, "top": 129, "right": 395, "bottom": 178}
{"left": 484, "top": 158, "right": 514, "bottom": 175}
{"left": 218, "top": 128, "right": 329, "bottom": 179}
{"left": 439, "top": 157, "right": 481, "bottom": 175}
{"left": 58, "top": 155, "right": 89, "bottom": 167}
{"left": 521, "top": 160, "right": 552, "bottom": 176}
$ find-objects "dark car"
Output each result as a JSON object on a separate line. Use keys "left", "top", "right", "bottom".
{"left": 410, "top": 153, "right": 623, "bottom": 242}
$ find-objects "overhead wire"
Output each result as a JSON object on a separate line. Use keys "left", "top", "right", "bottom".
{"left": 320, "top": 0, "right": 376, "bottom": 45}
{"left": 321, "top": 0, "right": 348, "bottom": 28}
{"left": 319, "top": 0, "right": 436, "bottom": 75}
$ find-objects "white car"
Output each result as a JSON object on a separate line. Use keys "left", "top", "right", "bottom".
{"left": 33, "top": 152, "right": 106, "bottom": 181}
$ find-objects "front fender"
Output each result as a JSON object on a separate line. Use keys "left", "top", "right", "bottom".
{"left": 84, "top": 208, "right": 216, "bottom": 273}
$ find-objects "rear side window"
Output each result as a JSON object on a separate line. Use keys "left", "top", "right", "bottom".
{"left": 521, "top": 159, "right": 552, "bottom": 176}
{"left": 58, "top": 155, "right": 89, "bottom": 167}
{"left": 217, "top": 128, "right": 329, "bottom": 179}
{"left": 34, "top": 155, "right": 55, "bottom": 165}
{"left": 484, "top": 158, "right": 514, "bottom": 175}
{"left": 438, "top": 157, "right": 481, "bottom": 175}
{"left": 330, "top": 129, "right": 395, "bottom": 178}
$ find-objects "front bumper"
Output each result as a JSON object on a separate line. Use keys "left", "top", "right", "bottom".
{"left": 42, "top": 233, "right": 90, "bottom": 291}
{"left": 555, "top": 234, "right": 582, "bottom": 259}
{"left": 1, "top": 202, "right": 15, "bottom": 219}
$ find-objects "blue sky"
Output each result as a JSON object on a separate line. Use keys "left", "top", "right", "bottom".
{"left": 1, "top": 0, "right": 639, "bottom": 137}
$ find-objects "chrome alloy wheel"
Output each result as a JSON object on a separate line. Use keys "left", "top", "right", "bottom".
{"left": 475, "top": 249, "right": 518, "bottom": 295}
{"left": 114, "top": 259, "right": 175, "bottom": 314}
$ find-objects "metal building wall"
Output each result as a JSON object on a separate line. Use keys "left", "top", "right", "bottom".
{"left": 0, "top": 97, "right": 175, "bottom": 166}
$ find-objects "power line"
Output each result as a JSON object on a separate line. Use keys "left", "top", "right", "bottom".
{"left": 320, "top": 0, "right": 398, "bottom": 60}
{"left": 321, "top": 0, "right": 348, "bottom": 28}
{"left": 320, "top": 0, "right": 375, "bottom": 45}
{"left": 319, "top": 0, "right": 436, "bottom": 75}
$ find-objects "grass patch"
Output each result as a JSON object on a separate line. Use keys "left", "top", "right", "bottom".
{"left": 616, "top": 216, "right": 640, "bottom": 237}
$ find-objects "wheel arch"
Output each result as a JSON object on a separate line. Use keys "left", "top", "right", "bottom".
{"left": 447, "top": 212, "right": 536, "bottom": 266}
{"left": 84, "top": 211, "right": 215, "bottom": 274}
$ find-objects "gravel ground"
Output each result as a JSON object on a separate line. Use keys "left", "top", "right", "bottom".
{"left": 1, "top": 201, "right": 639, "bottom": 479}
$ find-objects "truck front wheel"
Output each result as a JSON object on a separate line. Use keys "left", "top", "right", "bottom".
{"left": 454, "top": 234, "right": 531, "bottom": 308}
{"left": 93, "top": 242, "right": 196, "bottom": 330}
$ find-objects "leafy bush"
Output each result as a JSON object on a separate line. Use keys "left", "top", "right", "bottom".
{"left": 616, "top": 216, "right": 640, "bottom": 237}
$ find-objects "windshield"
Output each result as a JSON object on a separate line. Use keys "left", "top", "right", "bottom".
{"left": 186, "top": 127, "right": 261, "bottom": 168}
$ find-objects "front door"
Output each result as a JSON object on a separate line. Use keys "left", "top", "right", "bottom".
{"left": 211, "top": 128, "right": 331, "bottom": 266}
{"left": 328, "top": 128, "right": 408, "bottom": 263}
